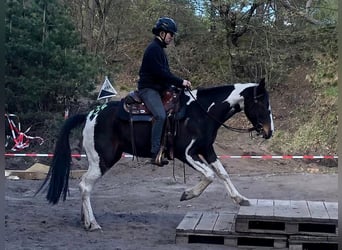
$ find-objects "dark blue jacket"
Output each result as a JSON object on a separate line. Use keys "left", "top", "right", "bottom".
{"left": 138, "top": 38, "right": 183, "bottom": 93}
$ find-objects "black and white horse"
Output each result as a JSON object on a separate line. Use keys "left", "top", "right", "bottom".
{"left": 39, "top": 78, "right": 274, "bottom": 230}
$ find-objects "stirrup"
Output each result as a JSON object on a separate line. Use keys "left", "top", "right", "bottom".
{"left": 150, "top": 157, "right": 169, "bottom": 167}
{"left": 151, "top": 148, "right": 169, "bottom": 167}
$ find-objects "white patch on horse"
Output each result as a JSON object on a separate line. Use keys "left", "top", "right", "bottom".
{"left": 211, "top": 159, "right": 249, "bottom": 205}
{"left": 223, "top": 83, "right": 258, "bottom": 108}
{"left": 185, "top": 90, "right": 198, "bottom": 105}
{"left": 185, "top": 140, "right": 215, "bottom": 178}
{"left": 182, "top": 139, "right": 215, "bottom": 199}
{"left": 82, "top": 115, "right": 101, "bottom": 174}
{"left": 79, "top": 115, "right": 102, "bottom": 230}
{"left": 269, "top": 104, "right": 275, "bottom": 131}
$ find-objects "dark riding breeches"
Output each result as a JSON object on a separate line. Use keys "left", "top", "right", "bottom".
{"left": 138, "top": 88, "right": 166, "bottom": 156}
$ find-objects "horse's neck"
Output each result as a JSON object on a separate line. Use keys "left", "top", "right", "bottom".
{"left": 201, "top": 85, "right": 244, "bottom": 109}
{"left": 188, "top": 86, "right": 242, "bottom": 122}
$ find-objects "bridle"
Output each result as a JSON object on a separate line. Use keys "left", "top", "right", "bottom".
{"left": 185, "top": 87, "right": 257, "bottom": 134}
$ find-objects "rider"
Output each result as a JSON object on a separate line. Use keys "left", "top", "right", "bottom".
{"left": 137, "top": 17, "right": 191, "bottom": 166}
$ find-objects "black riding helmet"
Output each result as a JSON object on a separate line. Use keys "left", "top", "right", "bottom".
{"left": 152, "top": 17, "right": 177, "bottom": 35}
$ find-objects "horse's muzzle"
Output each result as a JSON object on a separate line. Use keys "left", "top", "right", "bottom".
{"left": 262, "top": 124, "right": 272, "bottom": 139}
{"left": 255, "top": 123, "right": 272, "bottom": 139}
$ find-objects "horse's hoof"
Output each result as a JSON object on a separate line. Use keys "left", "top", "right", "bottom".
{"left": 89, "top": 225, "right": 102, "bottom": 232}
{"left": 84, "top": 222, "right": 102, "bottom": 231}
{"left": 239, "top": 199, "right": 250, "bottom": 206}
{"left": 180, "top": 191, "right": 192, "bottom": 201}
{"left": 180, "top": 192, "right": 187, "bottom": 201}
{"left": 232, "top": 196, "right": 250, "bottom": 206}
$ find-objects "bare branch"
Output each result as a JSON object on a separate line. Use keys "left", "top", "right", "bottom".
{"left": 280, "top": 0, "right": 323, "bottom": 25}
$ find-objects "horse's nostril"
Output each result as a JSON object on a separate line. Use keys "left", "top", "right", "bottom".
{"left": 263, "top": 130, "right": 272, "bottom": 139}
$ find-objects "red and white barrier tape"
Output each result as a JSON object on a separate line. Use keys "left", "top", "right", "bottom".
{"left": 218, "top": 155, "right": 337, "bottom": 159}
{"left": 4, "top": 153, "right": 338, "bottom": 159}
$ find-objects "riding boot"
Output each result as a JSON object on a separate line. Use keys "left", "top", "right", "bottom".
{"left": 151, "top": 148, "right": 169, "bottom": 167}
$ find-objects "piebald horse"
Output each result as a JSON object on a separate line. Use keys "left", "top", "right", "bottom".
{"left": 38, "top": 78, "right": 274, "bottom": 230}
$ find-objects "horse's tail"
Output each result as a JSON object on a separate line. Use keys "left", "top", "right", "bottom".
{"left": 35, "top": 113, "right": 87, "bottom": 204}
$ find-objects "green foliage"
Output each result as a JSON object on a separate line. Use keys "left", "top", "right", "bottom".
{"left": 270, "top": 26, "right": 337, "bottom": 156}
{"left": 271, "top": 108, "right": 337, "bottom": 155}
{"left": 5, "top": 0, "right": 100, "bottom": 114}
{"left": 311, "top": 0, "right": 338, "bottom": 24}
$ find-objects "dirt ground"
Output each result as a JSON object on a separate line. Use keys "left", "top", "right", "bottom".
{"left": 5, "top": 131, "right": 338, "bottom": 250}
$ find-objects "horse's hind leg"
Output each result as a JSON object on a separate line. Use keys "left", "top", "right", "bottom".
{"left": 79, "top": 156, "right": 102, "bottom": 231}
{"left": 79, "top": 133, "right": 122, "bottom": 231}
{"left": 180, "top": 140, "right": 216, "bottom": 201}
{"left": 78, "top": 118, "right": 104, "bottom": 230}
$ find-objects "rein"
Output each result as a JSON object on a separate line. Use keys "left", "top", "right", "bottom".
{"left": 185, "top": 87, "right": 255, "bottom": 134}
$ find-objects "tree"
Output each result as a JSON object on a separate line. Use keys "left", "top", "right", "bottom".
{"left": 5, "top": 0, "right": 100, "bottom": 114}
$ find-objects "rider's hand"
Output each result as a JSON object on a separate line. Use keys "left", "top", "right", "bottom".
{"left": 182, "top": 80, "right": 191, "bottom": 88}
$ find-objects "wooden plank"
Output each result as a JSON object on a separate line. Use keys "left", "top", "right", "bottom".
{"left": 176, "top": 231, "right": 288, "bottom": 249}
{"left": 6, "top": 169, "right": 86, "bottom": 180}
{"left": 274, "top": 200, "right": 292, "bottom": 219}
{"left": 289, "top": 235, "right": 338, "bottom": 243}
{"left": 254, "top": 204, "right": 274, "bottom": 217}
{"left": 274, "top": 200, "right": 291, "bottom": 206}
{"left": 289, "top": 235, "right": 338, "bottom": 250}
{"left": 236, "top": 232, "right": 288, "bottom": 249}
{"left": 324, "top": 202, "right": 338, "bottom": 220}
{"left": 25, "top": 163, "right": 49, "bottom": 173}
{"left": 176, "top": 211, "right": 202, "bottom": 232}
{"left": 252, "top": 199, "right": 274, "bottom": 218}
{"left": 237, "top": 199, "right": 274, "bottom": 219}
{"left": 213, "top": 212, "right": 235, "bottom": 233}
{"left": 195, "top": 212, "right": 219, "bottom": 233}
{"left": 248, "top": 199, "right": 258, "bottom": 206}
{"left": 289, "top": 200, "right": 311, "bottom": 219}
{"left": 6, "top": 171, "right": 48, "bottom": 180}
{"left": 307, "top": 201, "right": 330, "bottom": 220}
{"left": 238, "top": 205, "right": 256, "bottom": 218}
{"left": 257, "top": 199, "right": 274, "bottom": 206}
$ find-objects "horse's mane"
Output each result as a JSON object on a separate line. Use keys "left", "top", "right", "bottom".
{"left": 195, "top": 84, "right": 236, "bottom": 97}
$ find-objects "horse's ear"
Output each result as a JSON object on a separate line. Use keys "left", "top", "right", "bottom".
{"left": 258, "top": 78, "right": 265, "bottom": 88}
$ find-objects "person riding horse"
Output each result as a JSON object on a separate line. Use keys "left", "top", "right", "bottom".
{"left": 137, "top": 17, "right": 191, "bottom": 166}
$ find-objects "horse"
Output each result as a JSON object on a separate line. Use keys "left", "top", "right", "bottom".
{"left": 38, "top": 78, "right": 274, "bottom": 231}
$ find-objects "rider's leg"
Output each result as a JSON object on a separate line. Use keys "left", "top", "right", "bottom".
{"left": 139, "top": 88, "right": 168, "bottom": 165}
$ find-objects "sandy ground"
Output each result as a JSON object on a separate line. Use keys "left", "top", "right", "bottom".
{"left": 5, "top": 147, "right": 338, "bottom": 250}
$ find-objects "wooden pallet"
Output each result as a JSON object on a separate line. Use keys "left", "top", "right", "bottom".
{"left": 175, "top": 211, "right": 288, "bottom": 249}
{"left": 288, "top": 235, "right": 338, "bottom": 250}
{"left": 236, "top": 199, "right": 338, "bottom": 236}
{"left": 176, "top": 211, "right": 236, "bottom": 233}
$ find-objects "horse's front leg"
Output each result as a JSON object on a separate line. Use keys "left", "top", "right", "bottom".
{"left": 201, "top": 146, "right": 249, "bottom": 205}
{"left": 211, "top": 159, "right": 250, "bottom": 206}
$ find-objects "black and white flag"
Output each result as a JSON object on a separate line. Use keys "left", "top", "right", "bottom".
{"left": 97, "top": 76, "right": 117, "bottom": 100}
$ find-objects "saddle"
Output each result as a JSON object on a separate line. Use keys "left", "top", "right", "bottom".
{"left": 122, "top": 88, "right": 182, "bottom": 161}
{"left": 123, "top": 89, "right": 180, "bottom": 116}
